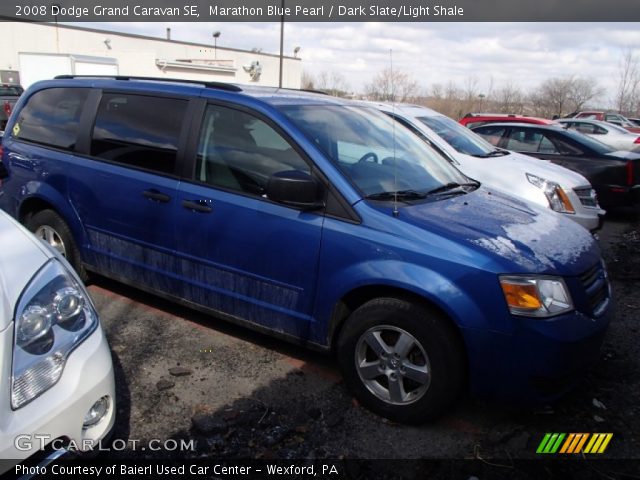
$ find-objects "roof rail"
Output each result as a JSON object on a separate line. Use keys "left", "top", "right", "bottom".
{"left": 53, "top": 75, "right": 243, "bottom": 92}
{"left": 298, "top": 88, "right": 329, "bottom": 95}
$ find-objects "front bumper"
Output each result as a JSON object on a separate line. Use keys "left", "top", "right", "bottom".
{"left": 462, "top": 304, "right": 612, "bottom": 401}
{"left": 0, "top": 326, "right": 116, "bottom": 475}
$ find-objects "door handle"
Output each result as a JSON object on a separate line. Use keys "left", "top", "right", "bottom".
{"left": 143, "top": 190, "right": 171, "bottom": 203}
{"left": 7, "top": 152, "right": 29, "bottom": 162}
{"left": 182, "top": 200, "right": 212, "bottom": 213}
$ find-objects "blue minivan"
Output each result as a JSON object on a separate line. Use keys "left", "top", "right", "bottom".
{"left": 0, "top": 77, "right": 611, "bottom": 423}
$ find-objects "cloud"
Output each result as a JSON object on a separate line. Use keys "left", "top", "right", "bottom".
{"left": 76, "top": 21, "right": 640, "bottom": 101}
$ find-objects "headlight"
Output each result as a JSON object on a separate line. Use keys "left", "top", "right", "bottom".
{"left": 526, "top": 173, "right": 575, "bottom": 214}
{"left": 11, "top": 259, "right": 98, "bottom": 409}
{"left": 499, "top": 275, "right": 574, "bottom": 317}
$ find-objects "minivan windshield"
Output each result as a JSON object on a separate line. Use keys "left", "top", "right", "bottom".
{"left": 417, "top": 115, "right": 500, "bottom": 157}
{"left": 279, "top": 105, "right": 470, "bottom": 197}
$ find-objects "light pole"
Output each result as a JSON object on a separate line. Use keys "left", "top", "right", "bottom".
{"left": 478, "top": 93, "right": 486, "bottom": 111}
{"left": 213, "top": 31, "right": 221, "bottom": 60}
{"left": 278, "top": 0, "right": 284, "bottom": 88}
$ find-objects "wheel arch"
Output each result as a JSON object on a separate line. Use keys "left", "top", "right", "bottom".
{"left": 328, "top": 284, "right": 468, "bottom": 371}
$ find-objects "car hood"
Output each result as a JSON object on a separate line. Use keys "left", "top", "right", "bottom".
{"left": 456, "top": 150, "right": 591, "bottom": 190}
{"left": 605, "top": 150, "right": 640, "bottom": 160}
{"left": 0, "top": 213, "right": 51, "bottom": 332}
{"left": 396, "top": 188, "right": 601, "bottom": 275}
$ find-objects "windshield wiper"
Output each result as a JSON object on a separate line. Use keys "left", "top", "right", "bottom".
{"left": 426, "top": 181, "right": 479, "bottom": 195}
{"left": 365, "top": 190, "right": 428, "bottom": 201}
{"left": 472, "top": 149, "right": 509, "bottom": 158}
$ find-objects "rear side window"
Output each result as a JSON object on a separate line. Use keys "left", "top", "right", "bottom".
{"left": 12, "top": 88, "right": 88, "bottom": 150}
{"left": 90, "top": 94, "right": 187, "bottom": 174}
{"left": 474, "top": 125, "right": 506, "bottom": 146}
{"left": 505, "top": 129, "right": 545, "bottom": 152}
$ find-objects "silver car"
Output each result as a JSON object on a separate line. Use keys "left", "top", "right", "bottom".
{"left": 0, "top": 210, "right": 116, "bottom": 474}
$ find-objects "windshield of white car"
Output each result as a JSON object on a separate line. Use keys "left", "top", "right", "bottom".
{"left": 279, "top": 105, "right": 469, "bottom": 198}
{"left": 416, "top": 115, "right": 499, "bottom": 157}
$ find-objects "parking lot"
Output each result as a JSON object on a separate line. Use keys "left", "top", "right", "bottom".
{"left": 89, "top": 209, "right": 639, "bottom": 471}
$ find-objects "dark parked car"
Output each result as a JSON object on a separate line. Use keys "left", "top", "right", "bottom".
{"left": 0, "top": 77, "right": 611, "bottom": 423}
{"left": 0, "top": 84, "right": 24, "bottom": 130}
{"left": 472, "top": 123, "right": 640, "bottom": 208}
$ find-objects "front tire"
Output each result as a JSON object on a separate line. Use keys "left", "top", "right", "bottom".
{"left": 337, "top": 297, "right": 465, "bottom": 424}
{"left": 27, "top": 209, "right": 88, "bottom": 282}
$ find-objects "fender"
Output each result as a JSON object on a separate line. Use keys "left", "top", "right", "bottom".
{"left": 311, "top": 259, "right": 510, "bottom": 347}
{"left": 17, "top": 181, "right": 88, "bottom": 250}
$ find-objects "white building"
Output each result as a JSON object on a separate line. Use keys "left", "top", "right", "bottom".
{"left": 0, "top": 22, "right": 302, "bottom": 89}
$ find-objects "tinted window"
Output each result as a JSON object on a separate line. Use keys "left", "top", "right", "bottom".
{"left": 91, "top": 94, "right": 187, "bottom": 174}
{"left": 561, "top": 129, "right": 614, "bottom": 154}
{"left": 473, "top": 125, "right": 506, "bottom": 146}
{"left": 195, "top": 105, "right": 310, "bottom": 195}
{"left": 548, "top": 136, "right": 583, "bottom": 155}
{"left": 505, "top": 129, "right": 551, "bottom": 153}
{"left": 12, "top": 88, "right": 88, "bottom": 150}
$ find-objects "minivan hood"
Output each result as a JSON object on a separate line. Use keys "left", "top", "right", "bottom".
{"left": 397, "top": 188, "right": 600, "bottom": 275}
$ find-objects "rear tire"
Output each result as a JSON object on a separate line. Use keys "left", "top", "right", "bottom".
{"left": 27, "top": 209, "right": 88, "bottom": 282}
{"left": 336, "top": 297, "right": 465, "bottom": 424}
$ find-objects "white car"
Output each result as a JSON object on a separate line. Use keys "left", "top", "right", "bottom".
{"left": 557, "top": 118, "right": 640, "bottom": 152}
{"left": 367, "top": 103, "right": 605, "bottom": 232}
{"left": 0, "top": 210, "right": 115, "bottom": 474}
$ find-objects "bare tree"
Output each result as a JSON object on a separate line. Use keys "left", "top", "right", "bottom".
{"left": 315, "top": 71, "right": 350, "bottom": 97}
{"left": 528, "top": 76, "right": 601, "bottom": 118}
{"left": 531, "top": 77, "right": 573, "bottom": 118}
{"left": 300, "top": 70, "right": 350, "bottom": 97}
{"left": 364, "top": 68, "right": 421, "bottom": 102}
{"left": 301, "top": 70, "right": 315, "bottom": 90}
{"left": 495, "top": 82, "right": 525, "bottom": 114}
{"left": 567, "top": 77, "right": 603, "bottom": 113}
{"left": 615, "top": 49, "right": 640, "bottom": 115}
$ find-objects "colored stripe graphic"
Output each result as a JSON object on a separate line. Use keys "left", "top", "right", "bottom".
{"left": 584, "top": 433, "right": 613, "bottom": 454}
{"left": 537, "top": 433, "right": 613, "bottom": 454}
{"left": 536, "top": 433, "right": 565, "bottom": 453}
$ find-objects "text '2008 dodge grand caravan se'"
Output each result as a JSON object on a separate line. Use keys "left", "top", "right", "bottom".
{"left": 0, "top": 77, "right": 611, "bottom": 423}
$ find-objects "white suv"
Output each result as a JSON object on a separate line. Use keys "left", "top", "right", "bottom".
{"left": 0, "top": 210, "right": 115, "bottom": 474}
{"left": 369, "top": 103, "right": 605, "bottom": 232}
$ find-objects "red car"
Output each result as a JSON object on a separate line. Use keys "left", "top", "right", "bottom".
{"left": 459, "top": 113, "right": 555, "bottom": 129}
{"left": 572, "top": 111, "right": 640, "bottom": 134}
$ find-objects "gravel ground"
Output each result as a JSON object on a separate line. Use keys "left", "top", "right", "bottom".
{"left": 87, "top": 210, "right": 640, "bottom": 478}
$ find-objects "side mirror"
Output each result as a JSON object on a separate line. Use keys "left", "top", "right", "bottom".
{"left": 266, "top": 170, "right": 324, "bottom": 210}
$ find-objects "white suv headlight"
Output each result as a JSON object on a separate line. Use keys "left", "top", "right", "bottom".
{"left": 526, "top": 173, "right": 575, "bottom": 214}
{"left": 499, "top": 275, "right": 574, "bottom": 318}
{"left": 11, "top": 259, "right": 98, "bottom": 409}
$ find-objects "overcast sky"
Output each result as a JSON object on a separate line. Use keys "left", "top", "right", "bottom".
{"left": 79, "top": 22, "right": 640, "bottom": 106}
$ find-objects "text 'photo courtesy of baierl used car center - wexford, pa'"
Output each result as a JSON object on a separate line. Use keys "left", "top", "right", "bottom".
{"left": 0, "top": 1, "right": 639, "bottom": 479}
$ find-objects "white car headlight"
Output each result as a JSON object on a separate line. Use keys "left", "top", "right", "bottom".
{"left": 526, "top": 173, "right": 575, "bottom": 214}
{"left": 499, "top": 275, "right": 574, "bottom": 318}
{"left": 11, "top": 259, "right": 98, "bottom": 409}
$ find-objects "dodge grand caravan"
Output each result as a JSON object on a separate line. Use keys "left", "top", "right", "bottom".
{"left": 0, "top": 77, "right": 612, "bottom": 423}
